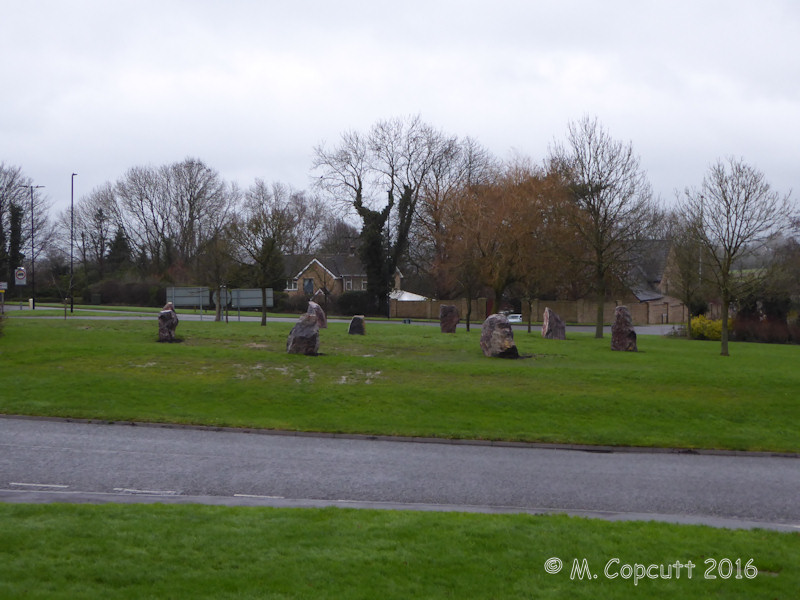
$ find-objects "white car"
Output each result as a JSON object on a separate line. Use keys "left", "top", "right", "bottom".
{"left": 507, "top": 313, "right": 522, "bottom": 323}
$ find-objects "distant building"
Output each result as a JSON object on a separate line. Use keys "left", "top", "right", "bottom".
{"left": 284, "top": 254, "right": 403, "bottom": 300}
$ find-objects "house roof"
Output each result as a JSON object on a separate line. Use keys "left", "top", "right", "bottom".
{"left": 284, "top": 254, "right": 365, "bottom": 279}
{"left": 285, "top": 253, "right": 405, "bottom": 281}
{"left": 628, "top": 239, "right": 671, "bottom": 302}
{"left": 389, "top": 290, "right": 429, "bottom": 301}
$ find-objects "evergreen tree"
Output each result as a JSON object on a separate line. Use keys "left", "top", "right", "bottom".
{"left": 106, "top": 226, "right": 133, "bottom": 275}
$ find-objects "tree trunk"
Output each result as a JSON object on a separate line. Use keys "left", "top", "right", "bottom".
{"left": 526, "top": 298, "right": 533, "bottom": 333}
{"left": 465, "top": 292, "right": 473, "bottom": 332}
{"left": 260, "top": 287, "right": 268, "bottom": 327}
{"left": 214, "top": 287, "right": 222, "bottom": 322}
{"left": 595, "top": 289, "right": 605, "bottom": 338}
{"left": 720, "top": 294, "right": 730, "bottom": 356}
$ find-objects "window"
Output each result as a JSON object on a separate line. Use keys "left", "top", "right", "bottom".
{"left": 303, "top": 278, "right": 314, "bottom": 294}
{"left": 361, "top": 279, "right": 368, "bottom": 291}
{"left": 345, "top": 278, "right": 352, "bottom": 291}
{"left": 286, "top": 279, "right": 298, "bottom": 291}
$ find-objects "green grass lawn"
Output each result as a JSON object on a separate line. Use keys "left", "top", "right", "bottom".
{"left": 1, "top": 503, "right": 796, "bottom": 600}
{"left": 2, "top": 316, "right": 798, "bottom": 598}
{"left": 1, "top": 316, "right": 798, "bottom": 452}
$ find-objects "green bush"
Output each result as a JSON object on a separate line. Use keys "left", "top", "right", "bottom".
{"left": 690, "top": 315, "right": 722, "bottom": 340}
{"left": 335, "top": 291, "right": 373, "bottom": 316}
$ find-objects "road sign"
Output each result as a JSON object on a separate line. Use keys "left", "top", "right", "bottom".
{"left": 0, "top": 281, "right": 7, "bottom": 290}
{"left": 166, "top": 287, "right": 210, "bottom": 308}
{"left": 14, "top": 267, "right": 26, "bottom": 286}
{"left": 231, "top": 288, "right": 273, "bottom": 309}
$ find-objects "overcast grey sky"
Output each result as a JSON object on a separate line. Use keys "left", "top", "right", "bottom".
{"left": 2, "top": 0, "right": 798, "bottom": 214}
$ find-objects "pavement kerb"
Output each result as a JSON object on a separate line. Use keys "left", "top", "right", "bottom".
{"left": 2, "top": 413, "right": 797, "bottom": 459}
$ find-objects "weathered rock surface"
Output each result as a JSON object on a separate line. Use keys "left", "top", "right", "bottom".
{"left": 611, "top": 305, "right": 638, "bottom": 352}
{"left": 286, "top": 313, "right": 320, "bottom": 355}
{"left": 307, "top": 301, "right": 327, "bottom": 329}
{"left": 348, "top": 315, "right": 366, "bottom": 335}
{"left": 439, "top": 305, "right": 460, "bottom": 333}
{"left": 480, "top": 314, "right": 520, "bottom": 358}
{"left": 157, "top": 302, "right": 179, "bottom": 342}
{"left": 541, "top": 307, "right": 566, "bottom": 340}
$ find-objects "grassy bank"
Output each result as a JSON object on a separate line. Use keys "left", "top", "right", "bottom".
{"left": 1, "top": 503, "right": 796, "bottom": 599}
{"left": 1, "top": 317, "right": 798, "bottom": 452}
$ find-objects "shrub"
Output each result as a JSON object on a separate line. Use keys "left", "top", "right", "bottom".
{"left": 732, "top": 317, "right": 790, "bottom": 344}
{"left": 278, "top": 293, "right": 312, "bottom": 314}
{"left": 690, "top": 315, "right": 722, "bottom": 340}
{"left": 335, "top": 291, "right": 373, "bottom": 316}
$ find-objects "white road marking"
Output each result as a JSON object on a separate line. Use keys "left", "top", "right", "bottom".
{"left": 10, "top": 482, "right": 69, "bottom": 489}
{"left": 112, "top": 487, "right": 180, "bottom": 496}
{"left": 233, "top": 493, "right": 285, "bottom": 499}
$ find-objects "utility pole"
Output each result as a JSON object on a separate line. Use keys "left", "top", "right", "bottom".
{"left": 70, "top": 173, "right": 77, "bottom": 313}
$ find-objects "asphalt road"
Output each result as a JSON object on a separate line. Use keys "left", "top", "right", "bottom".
{"left": 1, "top": 417, "right": 797, "bottom": 532}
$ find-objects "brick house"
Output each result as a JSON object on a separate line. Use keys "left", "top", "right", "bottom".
{"left": 284, "top": 254, "right": 403, "bottom": 299}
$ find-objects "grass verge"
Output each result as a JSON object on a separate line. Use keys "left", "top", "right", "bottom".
{"left": 1, "top": 503, "right": 796, "bottom": 599}
{"left": 1, "top": 317, "right": 798, "bottom": 452}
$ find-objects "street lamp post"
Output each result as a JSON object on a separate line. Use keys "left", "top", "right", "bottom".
{"left": 19, "top": 184, "right": 44, "bottom": 310}
{"left": 70, "top": 173, "right": 77, "bottom": 313}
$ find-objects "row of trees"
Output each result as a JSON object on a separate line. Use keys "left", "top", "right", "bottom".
{"left": 1, "top": 115, "right": 796, "bottom": 354}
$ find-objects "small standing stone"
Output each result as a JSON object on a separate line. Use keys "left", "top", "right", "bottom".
{"left": 611, "top": 305, "right": 638, "bottom": 352}
{"left": 480, "top": 314, "right": 520, "bottom": 358}
{"left": 348, "top": 315, "right": 366, "bottom": 335}
{"left": 286, "top": 313, "right": 320, "bottom": 355}
{"left": 307, "top": 301, "right": 327, "bottom": 329}
{"left": 157, "top": 302, "right": 179, "bottom": 342}
{"left": 541, "top": 307, "right": 566, "bottom": 340}
{"left": 439, "top": 305, "right": 460, "bottom": 333}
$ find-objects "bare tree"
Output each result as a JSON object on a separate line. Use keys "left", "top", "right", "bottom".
{"left": 230, "top": 179, "right": 298, "bottom": 325}
{"left": 115, "top": 158, "right": 236, "bottom": 280}
{"left": 681, "top": 157, "right": 794, "bottom": 355}
{"left": 661, "top": 209, "right": 714, "bottom": 338}
{"left": 411, "top": 137, "right": 498, "bottom": 299}
{"left": 0, "top": 163, "right": 53, "bottom": 299}
{"left": 286, "top": 190, "right": 327, "bottom": 255}
{"left": 548, "top": 115, "right": 655, "bottom": 338}
{"left": 317, "top": 217, "right": 359, "bottom": 254}
{"left": 115, "top": 164, "right": 171, "bottom": 272}
{"left": 64, "top": 183, "right": 117, "bottom": 281}
{"left": 313, "top": 115, "right": 456, "bottom": 313}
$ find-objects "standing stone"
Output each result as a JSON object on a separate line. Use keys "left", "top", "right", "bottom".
{"left": 286, "top": 313, "right": 320, "bottom": 355}
{"left": 307, "top": 301, "right": 327, "bottom": 329}
{"left": 480, "top": 314, "right": 520, "bottom": 358}
{"left": 541, "top": 307, "right": 566, "bottom": 340}
{"left": 439, "top": 305, "right": 460, "bottom": 333}
{"left": 157, "top": 302, "right": 179, "bottom": 342}
{"left": 611, "top": 305, "right": 638, "bottom": 352}
{"left": 348, "top": 315, "right": 366, "bottom": 335}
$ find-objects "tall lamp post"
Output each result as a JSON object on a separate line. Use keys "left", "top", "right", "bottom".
{"left": 19, "top": 185, "right": 44, "bottom": 310}
{"left": 70, "top": 173, "right": 77, "bottom": 313}
{"left": 19, "top": 184, "right": 44, "bottom": 310}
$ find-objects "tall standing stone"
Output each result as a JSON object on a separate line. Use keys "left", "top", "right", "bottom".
{"left": 286, "top": 313, "right": 320, "bottom": 355}
{"left": 439, "top": 305, "right": 460, "bottom": 333}
{"left": 480, "top": 314, "right": 520, "bottom": 358}
{"left": 611, "top": 305, "right": 638, "bottom": 352}
{"left": 307, "top": 301, "right": 327, "bottom": 329}
{"left": 348, "top": 315, "right": 366, "bottom": 335}
{"left": 541, "top": 307, "right": 566, "bottom": 340}
{"left": 157, "top": 302, "right": 179, "bottom": 342}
